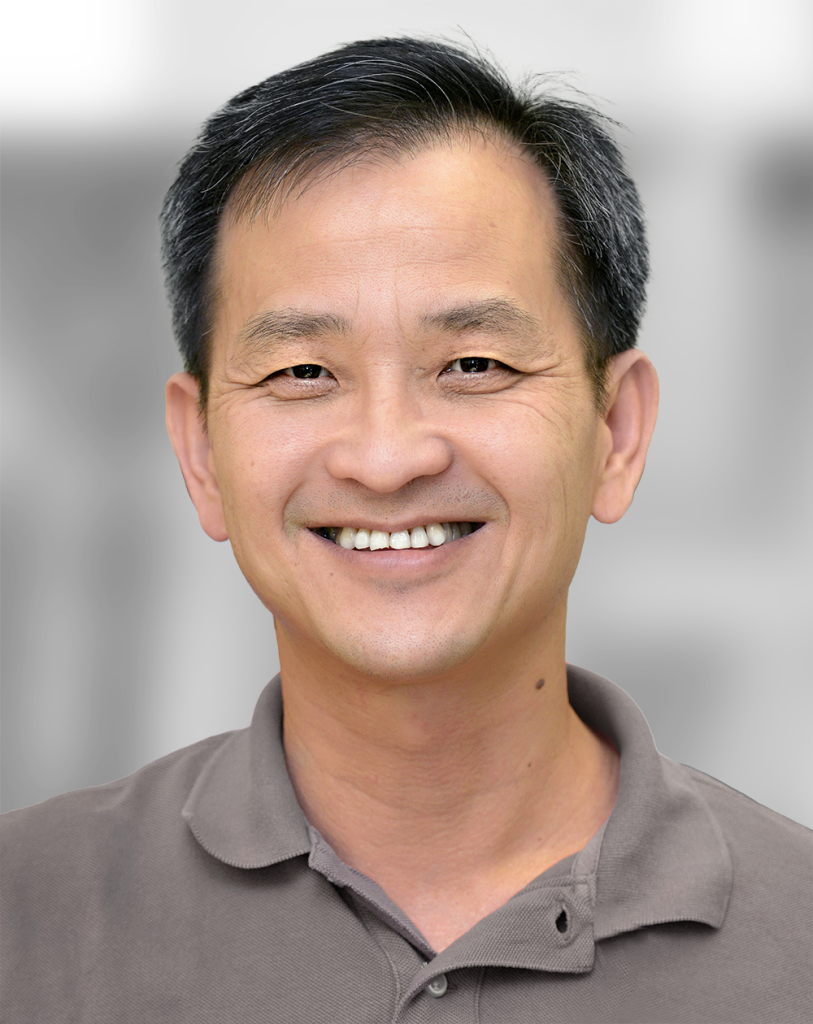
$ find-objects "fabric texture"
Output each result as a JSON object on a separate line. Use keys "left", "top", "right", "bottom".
{"left": 2, "top": 665, "right": 811, "bottom": 1023}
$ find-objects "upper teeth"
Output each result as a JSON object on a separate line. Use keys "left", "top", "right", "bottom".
{"left": 319, "top": 522, "right": 476, "bottom": 549}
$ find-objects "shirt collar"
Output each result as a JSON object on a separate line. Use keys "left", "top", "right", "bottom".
{"left": 182, "top": 679, "right": 310, "bottom": 868}
{"left": 567, "top": 666, "right": 732, "bottom": 939}
{"left": 182, "top": 665, "right": 732, "bottom": 939}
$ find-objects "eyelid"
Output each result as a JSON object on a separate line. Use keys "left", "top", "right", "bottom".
{"left": 445, "top": 357, "right": 512, "bottom": 372}
{"left": 259, "top": 357, "right": 516, "bottom": 386}
{"left": 265, "top": 363, "right": 334, "bottom": 381}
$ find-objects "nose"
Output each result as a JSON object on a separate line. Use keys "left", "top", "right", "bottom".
{"left": 323, "top": 385, "right": 453, "bottom": 493}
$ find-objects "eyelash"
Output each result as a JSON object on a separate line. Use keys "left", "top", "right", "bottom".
{"left": 271, "top": 357, "right": 507, "bottom": 381}
{"left": 280, "top": 364, "right": 332, "bottom": 379}
{"left": 444, "top": 357, "right": 502, "bottom": 374}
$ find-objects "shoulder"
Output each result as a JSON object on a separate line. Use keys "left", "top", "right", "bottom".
{"left": 681, "top": 760, "right": 812, "bottom": 867}
{"left": 677, "top": 760, "right": 812, "bottom": 960}
{"left": 0, "top": 730, "right": 236, "bottom": 884}
{"left": 1, "top": 729, "right": 268, "bottom": 1019}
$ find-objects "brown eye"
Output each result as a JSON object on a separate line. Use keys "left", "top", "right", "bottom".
{"left": 448, "top": 357, "right": 497, "bottom": 373}
{"left": 283, "top": 364, "right": 329, "bottom": 378}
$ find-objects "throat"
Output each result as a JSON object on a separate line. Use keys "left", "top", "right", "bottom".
{"left": 354, "top": 839, "right": 586, "bottom": 954}
{"left": 281, "top": 662, "right": 619, "bottom": 951}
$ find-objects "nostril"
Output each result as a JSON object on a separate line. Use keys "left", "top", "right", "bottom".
{"left": 555, "top": 909, "right": 568, "bottom": 934}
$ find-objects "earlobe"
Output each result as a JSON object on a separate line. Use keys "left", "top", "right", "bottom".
{"left": 165, "top": 373, "right": 229, "bottom": 542}
{"left": 591, "top": 351, "right": 659, "bottom": 525}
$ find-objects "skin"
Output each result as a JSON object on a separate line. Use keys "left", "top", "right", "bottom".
{"left": 166, "top": 134, "right": 659, "bottom": 952}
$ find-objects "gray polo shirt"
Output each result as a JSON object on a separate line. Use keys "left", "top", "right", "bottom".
{"left": 2, "top": 666, "right": 811, "bottom": 1022}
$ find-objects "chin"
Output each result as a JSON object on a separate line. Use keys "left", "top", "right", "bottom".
{"left": 317, "top": 622, "right": 486, "bottom": 683}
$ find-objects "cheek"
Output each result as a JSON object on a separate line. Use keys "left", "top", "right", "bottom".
{"left": 213, "top": 416, "right": 311, "bottom": 534}
{"left": 461, "top": 396, "right": 597, "bottom": 518}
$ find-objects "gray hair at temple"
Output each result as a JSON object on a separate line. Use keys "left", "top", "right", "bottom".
{"left": 160, "top": 36, "right": 649, "bottom": 411}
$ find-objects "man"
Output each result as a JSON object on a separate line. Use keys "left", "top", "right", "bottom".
{"left": 2, "top": 37, "right": 810, "bottom": 1023}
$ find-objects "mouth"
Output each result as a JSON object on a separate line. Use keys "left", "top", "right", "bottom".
{"left": 309, "top": 521, "right": 485, "bottom": 550}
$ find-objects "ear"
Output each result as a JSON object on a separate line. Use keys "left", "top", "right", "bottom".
{"left": 592, "top": 350, "right": 659, "bottom": 524}
{"left": 165, "top": 373, "right": 229, "bottom": 542}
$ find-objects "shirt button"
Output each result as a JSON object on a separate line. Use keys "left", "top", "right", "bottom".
{"left": 426, "top": 974, "right": 448, "bottom": 998}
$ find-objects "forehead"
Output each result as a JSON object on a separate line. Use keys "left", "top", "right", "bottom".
{"left": 210, "top": 136, "right": 566, "bottom": 352}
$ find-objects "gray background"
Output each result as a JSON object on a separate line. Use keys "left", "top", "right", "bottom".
{"left": 2, "top": 0, "right": 812, "bottom": 825}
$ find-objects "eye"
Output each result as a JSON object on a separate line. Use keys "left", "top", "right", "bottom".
{"left": 281, "top": 364, "right": 332, "bottom": 379}
{"left": 446, "top": 357, "right": 499, "bottom": 373}
{"left": 258, "top": 361, "right": 336, "bottom": 399}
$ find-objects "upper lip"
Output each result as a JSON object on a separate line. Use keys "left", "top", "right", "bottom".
{"left": 307, "top": 517, "right": 483, "bottom": 533}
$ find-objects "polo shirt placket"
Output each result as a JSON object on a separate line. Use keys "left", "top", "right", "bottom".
{"left": 307, "top": 819, "right": 602, "bottom": 1020}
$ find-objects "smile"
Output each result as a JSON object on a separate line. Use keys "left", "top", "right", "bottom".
{"left": 311, "top": 522, "right": 485, "bottom": 550}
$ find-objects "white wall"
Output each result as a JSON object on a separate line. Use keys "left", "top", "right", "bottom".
{"left": 2, "top": 0, "right": 811, "bottom": 825}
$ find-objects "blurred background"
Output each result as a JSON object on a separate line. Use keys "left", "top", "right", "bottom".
{"left": 2, "top": 0, "right": 811, "bottom": 824}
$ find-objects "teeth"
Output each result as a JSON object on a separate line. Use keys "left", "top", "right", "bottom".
{"left": 410, "top": 526, "right": 429, "bottom": 548}
{"left": 338, "top": 526, "right": 357, "bottom": 549}
{"left": 317, "top": 521, "right": 480, "bottom": 549}
{"left": 426, "top": 523, "right": 446, "bottom": 546}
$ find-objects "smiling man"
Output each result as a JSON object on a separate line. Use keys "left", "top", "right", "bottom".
{"left": 2, "top": 37, "right": 810, "bottom": 1024}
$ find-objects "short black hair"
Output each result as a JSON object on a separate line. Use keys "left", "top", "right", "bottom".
{"left": 160, "top": 36, "right": 648, "bottom": 410}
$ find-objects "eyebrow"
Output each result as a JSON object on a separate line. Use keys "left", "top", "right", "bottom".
{"left": 239, "top": 308, "right": 350, "bottom": 348}
{"left": 230, "top": 307, "right": 351, "bottom": 370}
{"left": 420, "top": 297, "right": 541, "bottom": 342}
{"left": 232, "top": 296, "right": 543, "bottom": 367}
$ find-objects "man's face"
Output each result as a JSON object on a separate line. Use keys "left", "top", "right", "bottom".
{"left": 200, "top": 137, "right": 610, "bottom": 680}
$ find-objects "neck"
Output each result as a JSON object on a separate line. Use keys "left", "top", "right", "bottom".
{"left": 276, "top": 611, "right": 619, "bottom": 935}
